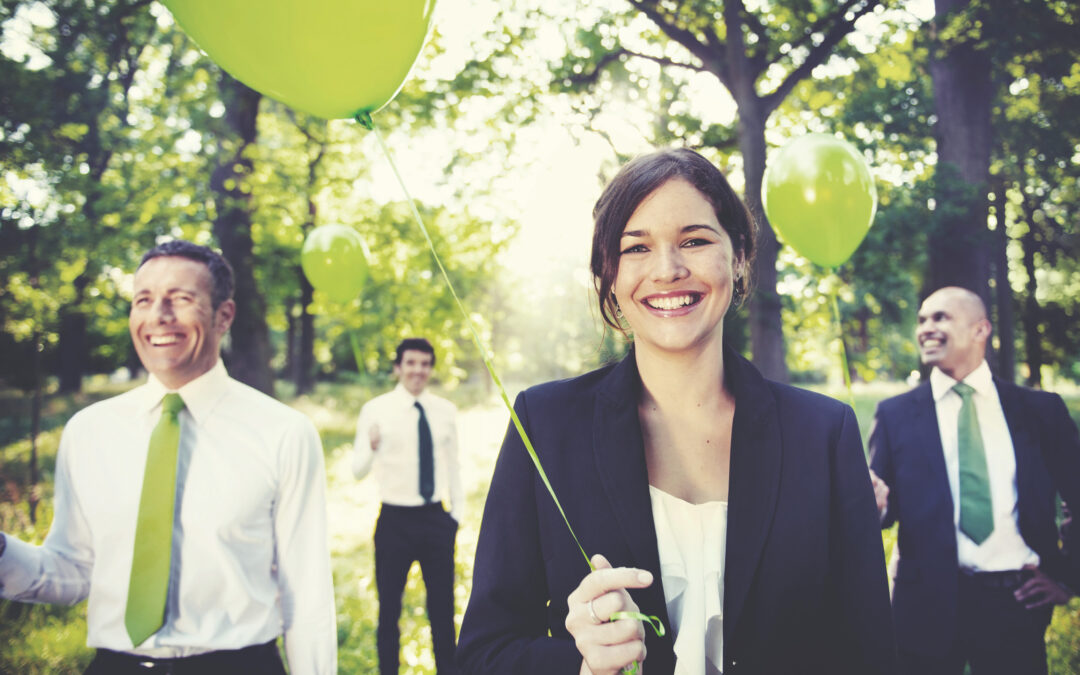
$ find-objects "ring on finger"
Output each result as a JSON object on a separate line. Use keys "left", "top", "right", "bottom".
{"left": 588, "top": 597, "right": 602, "bottom": 624}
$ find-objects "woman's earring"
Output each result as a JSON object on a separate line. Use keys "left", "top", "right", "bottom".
{"left": 733, "top": 277, "right": 745, "bottom": 306}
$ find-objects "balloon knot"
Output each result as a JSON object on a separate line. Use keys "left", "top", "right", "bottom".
{"left": 355, "top": 111, "right": 374, "bottom": 130}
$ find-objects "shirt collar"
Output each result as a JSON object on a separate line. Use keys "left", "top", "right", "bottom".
{"left": 392, "top": 382, "right": 429, "bottom": 407}
{"left": 137, "top": 360, "right": 230, "bottom": 423}
{"left": 930, "top": 360, "right": 994, "bottom": 402}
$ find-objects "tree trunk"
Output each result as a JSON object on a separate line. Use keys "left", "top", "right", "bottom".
{"left": 29, "top": 327, "right": 42, "bottom": 524}
{"left": 855, "top": 305, "right": 871, "bottom": 355}
{"left": 927, "top": 0, "right": 994, "bottom": 306}
{"left": 294, "top": 271, "right": 316, "bottom": 395}
{"left": 292, "top": 130, "right": 324, "bottom": 396}
{"left": 28, "top": 225, "right": 42, "bottom": 523}
{"left": 210, "top": 73, "right": 274, "bottom": 395}
{"left": 1019, "top": 200, "right": 1042, "bottom": 389}
{"left": 284, "top": 296, "right": 296, "bottom": 381}
{"left": 723, "top": 2, "right": 787, "bottom": 382}
{"left": 57, "top": 274, "right": 90, "bottom": 393}
{"left": 741, "top": 118, "right": 787, "bottom": 382}
{"left": 991, "top": 177, "right": 1014, "bottom": 382}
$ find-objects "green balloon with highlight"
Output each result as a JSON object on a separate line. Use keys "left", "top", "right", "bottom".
{"left": 762, "top": 134, "right": 878, "bottom": 268}
{"left": 161, "top": 0, "right": 436, "bottom": 119}
{"left": 301, "top": 225, "right": 368, "bottom": 303}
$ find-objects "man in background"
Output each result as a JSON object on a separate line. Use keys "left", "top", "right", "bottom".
{"left": 869, "top": 286, "right": 1079, "bottom": 674}
{"left": 354, "top": 337, "right": 463, "bottom": 675}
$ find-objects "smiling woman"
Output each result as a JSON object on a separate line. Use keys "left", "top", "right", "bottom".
{"left": 611, "top": 179, "right": 742, "bottom": 359}
{"left": 458, "top": 148, "right": 897, "bottom": 675}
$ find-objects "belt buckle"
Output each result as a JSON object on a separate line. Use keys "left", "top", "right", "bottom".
{"left": 137, "top": 659, "right": 172, "bottom": 673}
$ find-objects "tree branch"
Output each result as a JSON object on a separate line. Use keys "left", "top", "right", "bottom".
{"left": 567, "top": 44, "right": 705, "bottom": 89}
{"left": 741, "top": 6, "right": 770, "bottom": 49}
{"left": 624, "top": 49, "right": 706, "bottom": 73}
{"left": 626, "top": 0, "right": 724, "bottom": 75}
{"left": 566, "top": 48, "right": 628, "bottom": 87}
{"left": 761, "top": 0, "right": 881, "bottom": 116}
{"left": 781, "top": 0, "right": 872, "bottom": 58}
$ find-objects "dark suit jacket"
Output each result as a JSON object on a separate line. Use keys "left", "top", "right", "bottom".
{"left": 868, "top": 376, "right": 1080, "bottom": 657}
{"left": 459, "top": 347, "right": 896, "bottom": 675}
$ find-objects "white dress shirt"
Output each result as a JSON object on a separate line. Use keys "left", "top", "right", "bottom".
{"left": 930, "top": 361, "right": 1040, "bottom": 571}
{"left": 353, "top": 384, "right": 463, "bottom": 522}
{"left": 650, "top": 486, "right": 727, "bottom": 675}
{"left": 0, "top": 361, "right": 336, "bottom": 674}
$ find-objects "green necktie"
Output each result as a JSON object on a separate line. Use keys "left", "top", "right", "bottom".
{"left": 125, "top": 392, "right": 185, "bottom": 646}
{"left": 954, "top": 382, "right": 994, "bottom": 544}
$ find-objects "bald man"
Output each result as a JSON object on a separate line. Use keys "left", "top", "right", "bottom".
{"left": 869, "top": 286, "right": 1080, "bottom": 674}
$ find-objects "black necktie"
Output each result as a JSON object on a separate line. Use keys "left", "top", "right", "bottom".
{"left": 415, "top": 401, "right": 434, "bottom": 502}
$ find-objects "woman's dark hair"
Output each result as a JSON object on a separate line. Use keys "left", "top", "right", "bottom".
{"left": 590, "top": 148, "right": 757, "bottom": 331}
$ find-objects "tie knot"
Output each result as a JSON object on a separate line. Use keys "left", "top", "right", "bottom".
{"left": 953, "top": 382, "right": 975, "bottom": 400}
{"left": 161, "top": 393, "right": 185, "bottom": 417}
{"left": 414, "top": 401, "right": 425, "bottom": 414}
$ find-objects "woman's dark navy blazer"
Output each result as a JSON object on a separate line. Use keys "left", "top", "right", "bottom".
{"left": 458, "top": 346, "right": 897, "bottom": 675}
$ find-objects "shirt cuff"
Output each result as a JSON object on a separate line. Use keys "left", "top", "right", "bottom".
{"left": 0, "top": 535, "right": 38, "bottom": 598}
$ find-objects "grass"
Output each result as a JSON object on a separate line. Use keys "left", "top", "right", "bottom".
{"left": 2, "top": 378, "right": 1079, "bottom": 674}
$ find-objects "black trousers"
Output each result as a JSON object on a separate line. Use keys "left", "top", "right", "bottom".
{"left": 84, "top": 640, "right": 284, "bottom": 675}
{"left": 375, "top": 503, "right": 459, "bottom": 675}
{"left": 899, "top": 570, "right": 1054, "bottom": 675}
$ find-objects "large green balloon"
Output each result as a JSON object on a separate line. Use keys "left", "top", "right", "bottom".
{"left": 301, "top": 225, "right": 368, "bottom": 303}
{"left": 762, "top": 134, "right": 877, "bottom": 268}
{"left": 162, "top": 0, "right": 435, "bottom": 119}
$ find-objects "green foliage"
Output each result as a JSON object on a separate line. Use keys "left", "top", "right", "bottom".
{"left": 0, "top": 0, "right": 223, "bottom": 391}
{"left": 988, "top": 3, "right": 1080, "bottom": 383}
{"left": 1048, "top": 599, "right": 1080, "bottom": 675}
{"left": 0, "top": 599, "right": 91, "bottom": 675}
{"left": 1, "top": 0, "right": 510, "bottom": 395}
{"left": 0, "top": 499, "right": 93, "bottom": 675}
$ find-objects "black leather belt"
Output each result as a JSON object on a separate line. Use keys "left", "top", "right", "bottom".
{"left": 959, "top": 568, "right": 1033, "bottom": 590}
{"left": 91, "top": 640, "right": 278, "bottom": 674}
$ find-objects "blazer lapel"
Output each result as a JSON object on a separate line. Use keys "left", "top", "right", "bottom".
{"left": 593, "top": 352, "right": 674, "bottom": 664}
{"left": 907, "top": 383, "right": 953, "bottom": 514}
{"left": 721, "top": 349, "right": 782, "bottom": 642}
{"left": 996, "top": 379, "right": 1037, "bottom": 527}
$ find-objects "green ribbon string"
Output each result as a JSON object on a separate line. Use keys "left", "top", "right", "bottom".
{"left": 612, "top": 611, "right": 667, "bottom": 637}
{"left": 829, "top": 283, "right": 856, "bottom": 413}
{"left": 348, "top": 330, "right": 364, "bottom": 375}
{"left": 610, "top": 611, "right": 666, "bottom": 675}
{"left": 357, "top": 111, "right": 665, "bottom": 667}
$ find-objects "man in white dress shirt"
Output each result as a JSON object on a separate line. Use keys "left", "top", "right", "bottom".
{"left": 0, "top": 240, "right": 336, "bottom": 674}
{"left": 869, "top": 286, "right": 1080, "bottom": 675}
{"left": 354, "top": 338, "right": 463, "bottom": 675}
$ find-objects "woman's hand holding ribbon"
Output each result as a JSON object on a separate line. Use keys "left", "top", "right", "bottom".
{"left": 566, "top": 554, "right": 654, "bottom": 675}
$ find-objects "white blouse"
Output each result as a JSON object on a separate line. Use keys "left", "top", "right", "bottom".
{"left": 649, "top": 486, "right": 728, "bottom": 675}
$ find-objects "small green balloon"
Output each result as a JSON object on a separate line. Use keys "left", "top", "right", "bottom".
{"left": 762, "top": 134, "right": 877, "bottom": 268}
{"left": 161, "top": 0, "right": 436, "bottom": 119}
{"left": 301, "top": 225, "right": 368, "bottom": 303}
